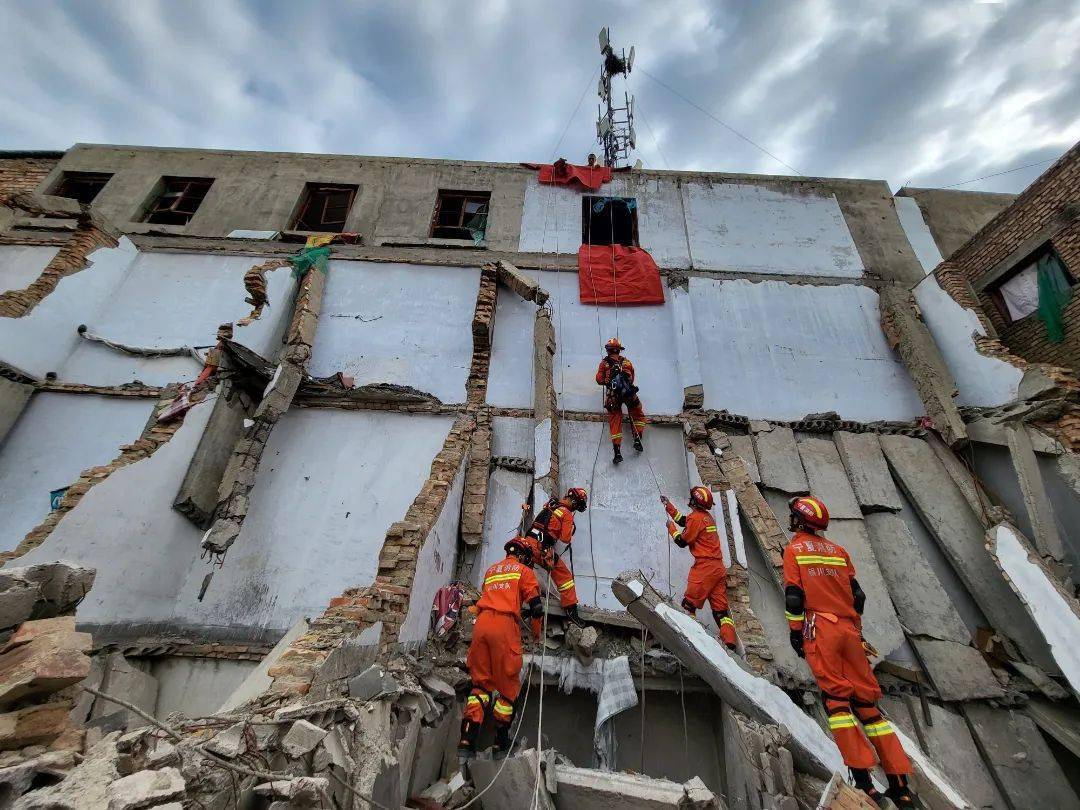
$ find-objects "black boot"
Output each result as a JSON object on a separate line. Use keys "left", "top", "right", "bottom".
{"left": 851, "top": 769, "right": 886, "bottom": 807}
{"left": 886, "top": 774, "right": 915, "bottom": 807}
{"left": 613, "top": 443, "right": 623, "bottom": 464}
{"left": 458, "top": 718, "right": 480, "bottom": 755}
{"left": 493, "top": 722, "right": 513, "bottom": 758}
{"left": 564, "top": 603, "right": 585, "bottom": 627}
{"left": 633, "top": 434, "right": 643, "bottom": 452}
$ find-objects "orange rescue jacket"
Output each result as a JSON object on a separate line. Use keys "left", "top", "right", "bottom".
{"left": 476, "top": 555, "right": 542, "bottom": 616}
{"left": 665, "top": 501, "right": 724, "bottom": 561}
{"left": 782, "top": 531, "right": 859, "bottom": 624}
{"left": 596, "top": 355, "right": 636, "bottom": 386}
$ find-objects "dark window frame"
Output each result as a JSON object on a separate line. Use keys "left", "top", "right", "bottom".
{"left": 987, "top": 244, "right": 1074, "bottom": 326}
{"left": 51, "top": 171, "right": 113, "bottom": 205}
{"left": 581, "top": 196, "right": 639, "bottom": 247}
{"left": 291, "top": 183, "right": 358, "bottom": 233}
{"left": 430, "top": 190, "right": 491, "bottom": 241}
{"left": 143, "top": 177, "right": 214, "bottom": 225}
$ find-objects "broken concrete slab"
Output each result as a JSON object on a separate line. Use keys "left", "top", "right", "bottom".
{"left": 0, "top": 563, "right": 95, "bottom": 631}
{"left": 496, "top": 260, "right": 549, "bottom": 305}
{"left": 613, "top": 570, "right": 842, "bottom": 779}
{"left": 0, "top": 623, "right": 91, "bottom": 708}
{"left": 963, "top": 704, "right": 1080, "bottom": 810}
{"left": 205, "top": 722, "right": 247, "bottom": 759}
{"left": 12, "top": 730, "right": 120, "bottom": 809}
{"left": 1004, "top": 424, "right": 1067, "bottom": 562}
{"left": 724, "top": 434, "right": 760, "bottom": 484}
{"left": 93, "top": 654, "right": 158, "bottom": 730}
{"left": 909, "top": 638, "right": 1003, "bottom": 701}
{"left": 281, "top": 719, "right": 329, "bottom": 758}
{"left": 106, "top": 766, "right": 185, "bottom": 810}
{"left": 753, "top": 427, "right": 807, "bottom": 494}
{"left": 407, "top": 703, "right": 459, "bottom": 798}
{"left": 219, "top": 617, "right": 309, "bottom": 711}
{"left": 863, "top": 512, "right": 971, "bottom": 644}
{"left": 880, "top": 434, "right": 1057, "bottom": 673}
{"left": 347, "top": 664, "right": 398, "bottom": 702}
{"left": 418, "top": 769, "right": 470, "bottom": 806}
{"left": 882, "top": 697, "right": 1005, "bottom": 810}
{"left": 833, "top": 431, "right": 902, "bottom": 513}
{"left": 988, "top": 523, "right": 1080, "bottom": 698}
{"left": 795, "top": 435, "right": 860, "bottom": 519}
{"left": 554, "top": 764, "right": 709, "bottom": 809}
{"left": 469, "top": 748, "right": 555, "bottom": 810}
{"left": 0, "top": 701, "right": 73, "bottom": 751}
{"left": 1026, "top": 698, "right": 1080, "bottom": 761}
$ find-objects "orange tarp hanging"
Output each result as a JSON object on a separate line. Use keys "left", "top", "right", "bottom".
{"left": 578, "top": 244, "right": 665, "bottom": 305}
{"left": 530, "top": 161, "right": 613, "bottom": 191}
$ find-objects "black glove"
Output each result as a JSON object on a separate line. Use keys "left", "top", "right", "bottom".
{"left": 540, "top": 534, "right": 556, "bottom": 550}
{"left": 789, "top": 629, "right": 805, "bottom": 658}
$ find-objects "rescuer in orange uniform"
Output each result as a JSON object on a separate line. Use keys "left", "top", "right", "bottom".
{"left": 596, "top": 338, "right": 646, "bottom": 465}
{"left": 460, "top": 537, "right": 544, "bottom": 757}
{"left": 523, "top": 487, "right": 588, "bottom": 626}
{"left": 662, "top": 487, "right": 737, "bottom": 649}
{"left": 783, "top": 496, "right": 914, "bottom": 807}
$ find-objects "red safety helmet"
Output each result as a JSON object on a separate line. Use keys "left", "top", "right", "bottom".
{"left": 505, "top": 537, "right": 534, "bottom": 567}
{"left": 789, "top": 496, "right": 829, "bottom": 530}
{"left": 566, "top": 487, "right": 589, "bottom": 512}
{"left": 689, "top": 486, "right": 714, "bottom": 510}
{"left": 604, "top": 338, "right": 623, "bottom": 353}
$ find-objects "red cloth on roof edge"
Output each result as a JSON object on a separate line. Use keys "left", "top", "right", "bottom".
{"left": 578, "top": 245, "right": 665, "bottom": 306}
{"left": 536, "top": 162, "right": 613, "bottom": 191}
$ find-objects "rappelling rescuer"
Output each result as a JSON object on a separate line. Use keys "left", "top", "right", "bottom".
{"left": 596, "top": 337, "right": 647, "bottom": 465}
{"left": 662, "top": 486, "right": 737, "bottom": 649}
{"left": 783, "top": 495, "right": 914, "bottom": 807}
{"left": 522, "top": 487, "right": 588, "bottom": 626}
{"left": 459, "top": 537, "right": 544, "bottom": 758}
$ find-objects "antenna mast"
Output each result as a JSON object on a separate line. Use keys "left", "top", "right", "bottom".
{"left": 596, "top": 27, "right": 636, "bottom": 168}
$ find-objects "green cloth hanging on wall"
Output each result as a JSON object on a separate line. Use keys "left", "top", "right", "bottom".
{"left": 289, "top": 246, "right": 331, "bottom": 279}
{"left": 1036, "top": 254, "right": 1072, "bottom": 343}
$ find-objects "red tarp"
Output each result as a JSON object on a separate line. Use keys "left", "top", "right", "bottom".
{"left": 578, "top": 245, "right": 665, "bottom": 305}
{"left": 535, "top": 161, "right": 613, "bottom": 191}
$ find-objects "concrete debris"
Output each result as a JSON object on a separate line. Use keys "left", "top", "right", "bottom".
{"left": 92, "top": 654, "right": 158, "bottom": 730}
{"left": 0, "top": 617, "right": 91, "bottom": 708}
{"left": 347, "top": 664, "right": 399, "bottom": 701}
{"left": 0, "top": 563, "right": 96, "bottom": 632}
{"left": 469, "top": 750, "right": 553, "bottom": 810}
{"left": 13, "top": 731, "right": 120, "bottom": 809}
{"left": 0, "top": 750, "right": 76, "bottom": 804}
{"left": 254, "top": 776, "right": 330, "bottom": 806}
{"left": 723, "top": 433, "right": 761, "bottom": 483}
{"left": 554, "top": 763, "right": 721, "bottom": 809}
{"left": 833, "top": 431, "right": 902, "bottom": 513}
{"left": 0, "top": 701, "right": 73, "bottom": 751}
{"left": 105, "top": 766, "right": 185, "bottom": 810}
{"left": 909, "top": 638, "right": 1004, "bottom": 701}
{"left": 281, "top": 719, "right": 329, "bottom": 758}
{"left": 204, "top": 722, "right": 246, "bottom": 759}
{"left": 420, "top": 673, "right": 456, "bottom": 700}
{"left": 564, "top": 624, "right": 599, "bottom": 664}
{"left": 1003, "top": 423, "right": 1067, "bottom": 562}
{"left": 753, "top": 426, "right": 808, "bottom": 494}
{"left": 418, "top": 769, "right": 470, "bottom": 806}
{"left": 495, "top": 260, "right": 550, "bottom": 305}
{"left": 795, "top": 435, "right": 861, "bottom": 519}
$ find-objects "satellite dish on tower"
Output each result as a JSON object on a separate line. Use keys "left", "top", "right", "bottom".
{"left": 599, "top": 27, "right": 610, "bottom": 52}
{"left": 627, "top": 46, "right": 635, "bottom": 72}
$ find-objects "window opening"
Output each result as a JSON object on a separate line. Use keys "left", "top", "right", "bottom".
{"left": 582, "top": 196, "right": 638, "bottom": 246}
{"left": 52, "top": 172, "right": 113, "bottom": 205}
{"left": 431, "top": 190, "right": 490, "bottom": 243}
{"left": 989, "top": 247, "right": 1074, "bottom": 336}
{"left": 292, "top": 183, "right": 358, "bottom": 233}
{"left": 144, "top": 177, "right": 213, "bottom": 225}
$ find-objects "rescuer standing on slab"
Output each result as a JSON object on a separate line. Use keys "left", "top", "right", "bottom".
{"left": 460, "top": 537, "right": 544, "bottom": 759}
{"left": 662, "top": 487, "right": 737, "bottom": 649}
{"left": 523, "top": 487, "right": 588, "bottom": 626}
{"left": 596, "top": 338, "right": 647, "bottom": 465}
{"left": 783, "top": 496, "right": 915, "bottom": 807}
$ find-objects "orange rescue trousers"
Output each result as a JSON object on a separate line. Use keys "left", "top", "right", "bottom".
{"left": 682, "top": 557, "right": 737, "bottom": 647}
{"left": 520, "top": 536, "right": 578, "bottom": 608}
{"left": 607, "top": 400, "right": 646, "bottom": 446}
{"left": 806, "top": 615, "right": 911, "bottom": 775}
{"left": 464, "top": 611, "right": 523, "bottom": 727}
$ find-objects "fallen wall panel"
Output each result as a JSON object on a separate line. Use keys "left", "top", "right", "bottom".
{"left": 834, "top": 431, "right": 902, "bottom": 513}
{"left": 795, "top": 434, "right": 860, "bottom": 519}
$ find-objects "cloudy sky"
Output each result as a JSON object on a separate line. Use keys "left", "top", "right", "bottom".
{"left": 2, "top": 0, "right": 1078, "bottom": 193}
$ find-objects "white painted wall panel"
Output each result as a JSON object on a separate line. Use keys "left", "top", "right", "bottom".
{"left": 913, "top": 274, "right": 1021, "bottom": 407}
{"left": 0, "top": 245, "right": 60, "bottom": 294}
{"left": 178, "top": 410, "right": 454, "bottom": 634}
{"left": 0, "top": 239, "right": 137, "bottom": 378}
{"left": 684, "top": 182, "right": 863, "bottom": 277}
{"left": 690, "top": 278, "right": 924, "bottom": 421}
{"left": 485, "top": 269, "right": 682, "bottom": 414}
{"left": 0, "top": 392, "right": 154, "bottom": 551}
{"left": 61, "top": 252, "right": 296, "bottom": 387}
{"left": 518, "top": 176, "right": 690, "bottom": 268}
{"left": 310, "top": 261, "right": 480, "bottom": 404}
{"left": 894, "top": 196, "right": 943, "bottom": 274}
{"left": 400, "top": 458, "right": 465, "bottom": 644}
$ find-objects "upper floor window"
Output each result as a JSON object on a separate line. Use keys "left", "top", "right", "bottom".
{"left": 143, "top": 177, "right": 213, "bottom": 225}
{"left": 988, "top": 247, "right": 1073, "bottom": 332}
{"left": 292, "top": 183, "right": 357, "bottom": 232}
{"left": 582, "top": 196, "right": 638, "bottom": 246}
{"left": 431, "top": 190, "right": 490, "bottom": 242}
{"left": 52, "top": 171, "right": 113, "bottom": 204}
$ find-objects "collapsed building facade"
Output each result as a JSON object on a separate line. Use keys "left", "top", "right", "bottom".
{"left": 0, "top": 140, "right": 1078, "bottom": 808}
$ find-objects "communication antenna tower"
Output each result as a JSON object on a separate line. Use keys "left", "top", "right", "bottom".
{"left": 596, "top": 27, "right": 635, "bottom": 168}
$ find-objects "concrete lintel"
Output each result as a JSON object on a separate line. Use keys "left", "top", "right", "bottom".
{"left": 495, "top": 259, "right": 550, "bottom": 305}
{"left": 1003, "top": 423, "right": 1067, "bottom": 563}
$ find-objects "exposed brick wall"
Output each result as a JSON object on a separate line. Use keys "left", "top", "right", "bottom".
{"left": 0, "top": 156, "right": 57, "bottom": 202}
{"left": 0, "top": 223, "right": 118, "bottom": 317}
{"left": 934, "top": 141, "right": 1080, "bottom": 369}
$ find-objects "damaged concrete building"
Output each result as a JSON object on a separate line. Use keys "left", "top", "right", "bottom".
{"left": 0, "top": 139, "right": 1079, "bottom": 808}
